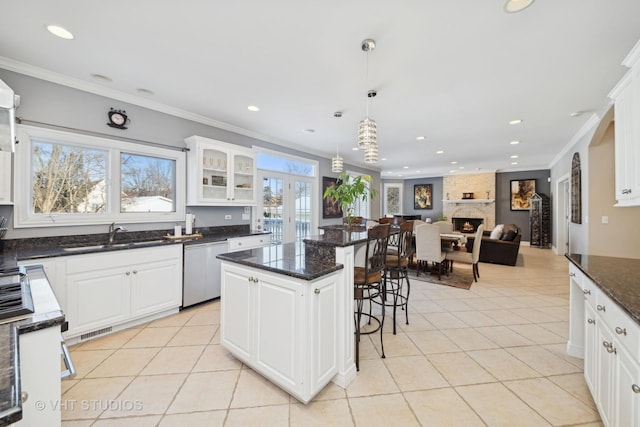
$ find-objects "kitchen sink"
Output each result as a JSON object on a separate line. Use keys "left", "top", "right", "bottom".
{"left": 130, "top": 240, "right": 165, "bottom": 247}
{"left": 62, "top": 245, "right": 111, "bottom": 252}
{"left": 62, "top": 240, "right": 165, "bottom": 252}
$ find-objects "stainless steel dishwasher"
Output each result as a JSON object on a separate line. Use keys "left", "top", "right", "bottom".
{"left": 182, "top": 241, "right": 228, "bottom": 307}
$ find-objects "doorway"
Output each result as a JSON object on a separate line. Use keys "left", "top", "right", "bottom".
{"left": 556, "top": 173, "right": 570, "bottom": 255}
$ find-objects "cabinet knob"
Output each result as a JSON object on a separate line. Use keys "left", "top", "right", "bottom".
{"left": 314, "top": 288, "right": 320, "bottom": 294}
{"left": 597, "top": 304, "right": 605, "bottom": 312}
{"left": 622, "top": 189, "right": 632, "bottom": 195}
{"left": 21, "top": 391, "right": 28, "bottom": 403}
{"left": 133, "top": 270, "right": 138, "bottom": 274}
{"left": 569, "top": 272, "right": 576, "bottom": 277}
{"left": 583, "top": 289, "right": 591, "bottom": 295}
{"left": 603, "top": 341, "right": 617, "bottom": 354}
{"left": 632, "top": 384, "right": 640, "bottom": 393}
{"left": 587, "top": 318, "right": 595, "bottom": 325}
{"left": 615, "top": 326, "right": 627, "bottom": 336}
{"left": 126, "top": 271, "right": 131, "bottom": 276}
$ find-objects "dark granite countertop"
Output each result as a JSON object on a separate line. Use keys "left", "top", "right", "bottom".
{"left": 0, "top": 265, "right": 65, "bottom": 426}
{"left": 0, "top": 225, "right": 268, "bottom": 262}
{"left": 217, "top": 241, "right": 343, "bottom": 280}
{"left": 306, "top": 226, "right": 372, "bottom": 247}
{"left": 566, "top": 253, "right": 640, "bottom": 324}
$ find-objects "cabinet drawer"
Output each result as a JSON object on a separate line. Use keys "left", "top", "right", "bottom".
{"left": 228, "top": 235, "right": 269, "bottom": 251}
{"left": 599, "top": 295, "right": 640, "bottom": 360}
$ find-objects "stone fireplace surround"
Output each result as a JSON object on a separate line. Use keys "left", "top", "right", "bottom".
{"left": 442, "top": 173, "right": 496, "bottom": 230}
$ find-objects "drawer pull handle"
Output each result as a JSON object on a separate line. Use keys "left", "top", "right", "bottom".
{"left": 569, "top": 272, "right": 576, "bottom": 277}
{"left": 632, "top": 384, "right": 640, "bottom": 393}
{"left": 587, "top": 318, "right": 595, "bottom": 325}
{"left": 622, "top": 189, "right": 632, "bottom": 195}
{"left": 583, "top": 289, "right": 591, "bottom": 295}
{"left": 615, "top": 326, "right": 627, "bottom": 336}
{"left": 597, "top": 304, "right": 605, "bottom": 312}
{"left": 603, "top": 341, "right": 617, "bottom": 354}
{"left": 314, "top": 288, "right": 320, "bottom": 294}
{"left": 126, "top": 271, "right": 131, "bottom": 276}
{"left": 21, "top": 391, "right": 28, "bottom": 403}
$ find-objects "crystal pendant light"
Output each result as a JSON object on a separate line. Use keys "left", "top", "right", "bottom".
{"left": 364, "top": 141, "right": 378, "bottom": 164}
{"left": 331, "top": 112, "right": 344, "bottom": 173}
{"left": 358, "top": 39, "right": 377, "bottom": 153}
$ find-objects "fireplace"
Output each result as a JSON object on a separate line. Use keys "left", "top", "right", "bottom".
{"left": 452, "top": 217, "right": 484, "bottom": 233}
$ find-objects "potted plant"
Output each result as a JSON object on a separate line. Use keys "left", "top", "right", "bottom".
{"left": 323, "top": 172, "right": 377, "bottom": 228}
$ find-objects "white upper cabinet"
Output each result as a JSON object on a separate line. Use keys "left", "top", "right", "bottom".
{"left": 185, "top": 135, "right": 257, "bottom": 206}
{"left": 609, "top": 40, "right": 640, "bottom": 207}
{"left": 0, "top": 151, "right": 11, "bottom": 204}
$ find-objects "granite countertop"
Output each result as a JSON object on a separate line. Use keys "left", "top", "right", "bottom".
{"left": 0, "top": 265, "right": 64, "bottom": 426}
{"left": 217, "top": 241, "right": 344, "bottom": 280}
{"left": 566, "top": 253, "right": 640, "bottom": 324}
{"left": 0, "top": 225, "right": 268, "bottom": 262}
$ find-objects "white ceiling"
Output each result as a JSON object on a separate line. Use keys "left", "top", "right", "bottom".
{"left": 1, "top": 0, "right": 639, "bottom": 178}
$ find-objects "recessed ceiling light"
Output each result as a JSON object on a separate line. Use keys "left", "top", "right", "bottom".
{"left": 90, "top": 73, "right": 112, "bottom": 83}
{"left": 416, "top": 136, "right": 425, "bottom": 140}
{"left": 504, "top": 0, "right": 535, "bottom": 13}
{"left": 136, "top": 88, "right": 154, "bottom": 95}
{"left": 416, "top": 170, "right": 421, "bottom": 173}
{"left": 459, "top": 166, "right": 464, "bottom": 169}
{"left": 247, "top": 105, "right": 260, "bottom": 112}
{"left": 511, "top": 162, "right": 518, "bottom": 165}
{"left": 352, "top": 147, "right": 359, "bottom": 151}
{"left": 449, "top": 170, "right": 457, "bottom": 173}
{"left": 509, "top": 119, "right": 523, "bottom": 125}
{"left": 570, "top": 111, "right": 584, "bottom": 117}
{"left": 381, "top": 158, "right": 387, "bottom": 161}
{"left": 510, "top": 155, "right": 519, "bottom": 159}
{"left": 436, "top": 150, "right": 444, "bottom": 154}
{"left": 398, "top": 174, "right": 403, "bottom": 177}
{"left": 302, "top": 129, "right": 315, "bottom": 134}
{"left": 46, "top": 25, "right": 74, "bottom": 40}
{"left": 403, "top": 166, "right": 409, "bottom": 169}
{"left": 451, "top": 161, "right": 458, "bottom": 164}
{"left": 510, "top": 140, "right": 520, "bottom": 145}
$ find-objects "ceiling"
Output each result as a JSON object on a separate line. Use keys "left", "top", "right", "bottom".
{"left": 1, "top": 1, "right": 640, "bottom": 179}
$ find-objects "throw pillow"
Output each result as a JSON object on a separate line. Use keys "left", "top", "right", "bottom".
{"left": 500, "top": 224, "right": 519, "bottom": 241}
{"left": 489, "top": 224, "right": 504, "bottom": 240}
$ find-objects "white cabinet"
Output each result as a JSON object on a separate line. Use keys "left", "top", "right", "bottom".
{"left": 220, "top": 261, "right": 338, "bottom": 403}
{"left": 609, "top": 41, "right": 640, "bottom": 206}
{"left": 227, "top": 234, "right": 270, "bottom": 252}
{"left": 570, "top": 265, "right": 640, "bottom": 427}
{"left": 64, "top": 245, "right": 182, "bottom": 339}
{"left": 14, "top": 326, "right": 62, "bottom": 427}
{"left": 185, "top": 135, "right": 256, "bottom": 206}
{"left": 0, "top": 151, "right": 11, "bottom": 204}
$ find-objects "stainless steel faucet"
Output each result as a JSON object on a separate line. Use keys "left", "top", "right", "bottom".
{"left": 108, "top": 222, "right": 127, "bottom": 243}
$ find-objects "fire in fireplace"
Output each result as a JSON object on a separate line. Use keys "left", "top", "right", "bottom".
{"left": 452, "top": 217, "right": 484, "bottom": 233}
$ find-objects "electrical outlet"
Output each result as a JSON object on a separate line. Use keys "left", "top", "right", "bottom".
{"left": 225, "top": 215, "right": 232, "bottom": 220}
{"left": 242, "top": 214, "right": 250, "bottom": 220}
{"left": 602, "top": 216, "right": 609, "bottom": 224}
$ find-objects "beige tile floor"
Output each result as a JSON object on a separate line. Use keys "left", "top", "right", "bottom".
{"left": 61, "top": 246, "right": 603, "bottom": 426}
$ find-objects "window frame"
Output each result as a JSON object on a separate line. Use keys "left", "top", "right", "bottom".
{"left": 14, "top": 125, "right": 186, "bottom": 228}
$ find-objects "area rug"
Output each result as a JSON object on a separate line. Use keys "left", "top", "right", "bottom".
{"left": 407, "top": 263, "right": 474, "bottom": 290}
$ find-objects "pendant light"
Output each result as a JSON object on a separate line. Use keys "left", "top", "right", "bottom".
{"left": 358, "top": 39, "right": 378, "bottom": 160}
{"left": 331, "top": 111, "right": 344, "bottom": 173}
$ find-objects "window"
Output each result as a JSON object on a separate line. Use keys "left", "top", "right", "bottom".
{"left": 346, "top": 170, "right": 371, "bottom": 220}
{"left": 15, "top": 125, "right": 185, "bottom": 227}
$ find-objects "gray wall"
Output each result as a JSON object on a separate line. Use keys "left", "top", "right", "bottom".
{"left": 495, "top": 170, "right": 551, "bottom": 242}
{"left": 0, "top": 69, "right": 379, "bottom": 239}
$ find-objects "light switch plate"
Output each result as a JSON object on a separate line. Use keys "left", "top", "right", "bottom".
{"left": 225, "top": 215, "right": 232, "bottom": 220}
{"left": 242, "top": 213, "right": 250, "bottom": 220}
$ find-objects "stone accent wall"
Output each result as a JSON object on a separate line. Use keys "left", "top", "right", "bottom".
{"left": 442, "top": 173, "right": 496, "bottom": 230}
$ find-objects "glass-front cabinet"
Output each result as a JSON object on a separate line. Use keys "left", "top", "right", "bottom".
{"left": 185, "top": 135, "right": 256, "bottom": 206}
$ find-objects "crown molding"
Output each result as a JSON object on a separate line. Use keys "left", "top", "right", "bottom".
{"left": 547, "top": 112, "right": 600, "bottom": 170}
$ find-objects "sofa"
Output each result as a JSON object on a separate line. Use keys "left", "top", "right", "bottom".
{"left": 465, "top": 224, "right": 521, "bottom": 266}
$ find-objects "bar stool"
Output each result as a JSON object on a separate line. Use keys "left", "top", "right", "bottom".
{"left": 383, "top": 221, "right": 413, "bottom": 334}
{"left": 353, "top": 223, "right": 390, "bottom": 371}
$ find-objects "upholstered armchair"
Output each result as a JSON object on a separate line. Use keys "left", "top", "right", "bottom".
{"left": 465, "top": 224, "right": 521, "bottom": 266}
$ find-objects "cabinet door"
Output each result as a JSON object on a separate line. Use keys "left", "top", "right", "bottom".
{"left": 597, "top": 324, "right": 616, "bottom": 426}
{"left": 309, "top": 275, "right": 338, "bottom": 392}
{"left": 201, "top": 145, "right": 231, "bottom": 203}
{"left": 616, "top": 345, "right": 640, "bottom": 427}
{"left": 0, "top": 151, "right": 11, "bottom": 204}
{"left": 66, "top": 268, "right": 130, "bottom": 336}
{"left": 220, "top": 267, "right": 253, "bottom": 361}
{"left": 614, "top": 80, "right": 638, "bottom": 205}
{"left": 130, "top": 256, "right": 182, "bottom": 318}
{"left": 230, "top": 150, "right": 256, "bottom": 204}
{"left": 254, "top": 273, "right": 301, "bottom": 391}
{"left": 584, "top": 302, "right": 598, "bottom": 394}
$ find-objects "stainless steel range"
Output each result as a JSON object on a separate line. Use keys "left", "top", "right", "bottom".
{"left": 0, "top": 266, "right": 34, "bottom": 323}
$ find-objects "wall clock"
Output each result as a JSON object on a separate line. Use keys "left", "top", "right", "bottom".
{"left": 107, "top": 108, "right": 129, "bottom": 129}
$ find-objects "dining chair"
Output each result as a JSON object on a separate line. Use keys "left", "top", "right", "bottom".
{"left": 433, "top": 220, "right": 453, "bottom": 234}
{"left": 414, "top": 223, "right": 448, "bottom": 279}
{"left": 445, "top": 224, "right": 484, "bottom": 281}
{"left": 353, "top": 223, "right": 390, "bottom": 371}
{"left": 383, "top": 221, "right": 413, "bottom": 334}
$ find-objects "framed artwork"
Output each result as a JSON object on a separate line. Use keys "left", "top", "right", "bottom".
{"left": 510, "top": 179, "right": 536, "bottom": 210}
{"left": 414, "top": 184, "right": 433, "bottom": 210}
{"left": 383, "top": 183, "right": 403, "bottom": 216}
{"left": 322, "top": 176, "right": 343, "bottom": 218}
{"left": 571, "top": 152, "right": 582, "bottom": 223}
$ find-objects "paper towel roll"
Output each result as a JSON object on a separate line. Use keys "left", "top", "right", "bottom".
{"left": 185, "top": 214, "right": 193, "bottom": 235}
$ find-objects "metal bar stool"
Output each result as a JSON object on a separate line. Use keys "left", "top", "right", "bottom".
{"left": 383, "top": 221, "right": 413, "bottom": 334}
{"left": 353, "top": 223, "right": 390, "bottom": 371}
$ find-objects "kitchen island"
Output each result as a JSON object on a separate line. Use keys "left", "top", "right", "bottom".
{"left": 217, "top": 227, "right": 372, "bottom": 403}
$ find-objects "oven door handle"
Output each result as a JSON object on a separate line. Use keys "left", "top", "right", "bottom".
{"left": 60, "top": 336, "right": 76, "bottom": 380}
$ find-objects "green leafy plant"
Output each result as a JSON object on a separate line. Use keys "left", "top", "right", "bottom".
{"left": 435, "top": 214, "right": 448, "bottom": 222}
{"left": 323, "top": 172, "right": 377, "bottom": 227}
